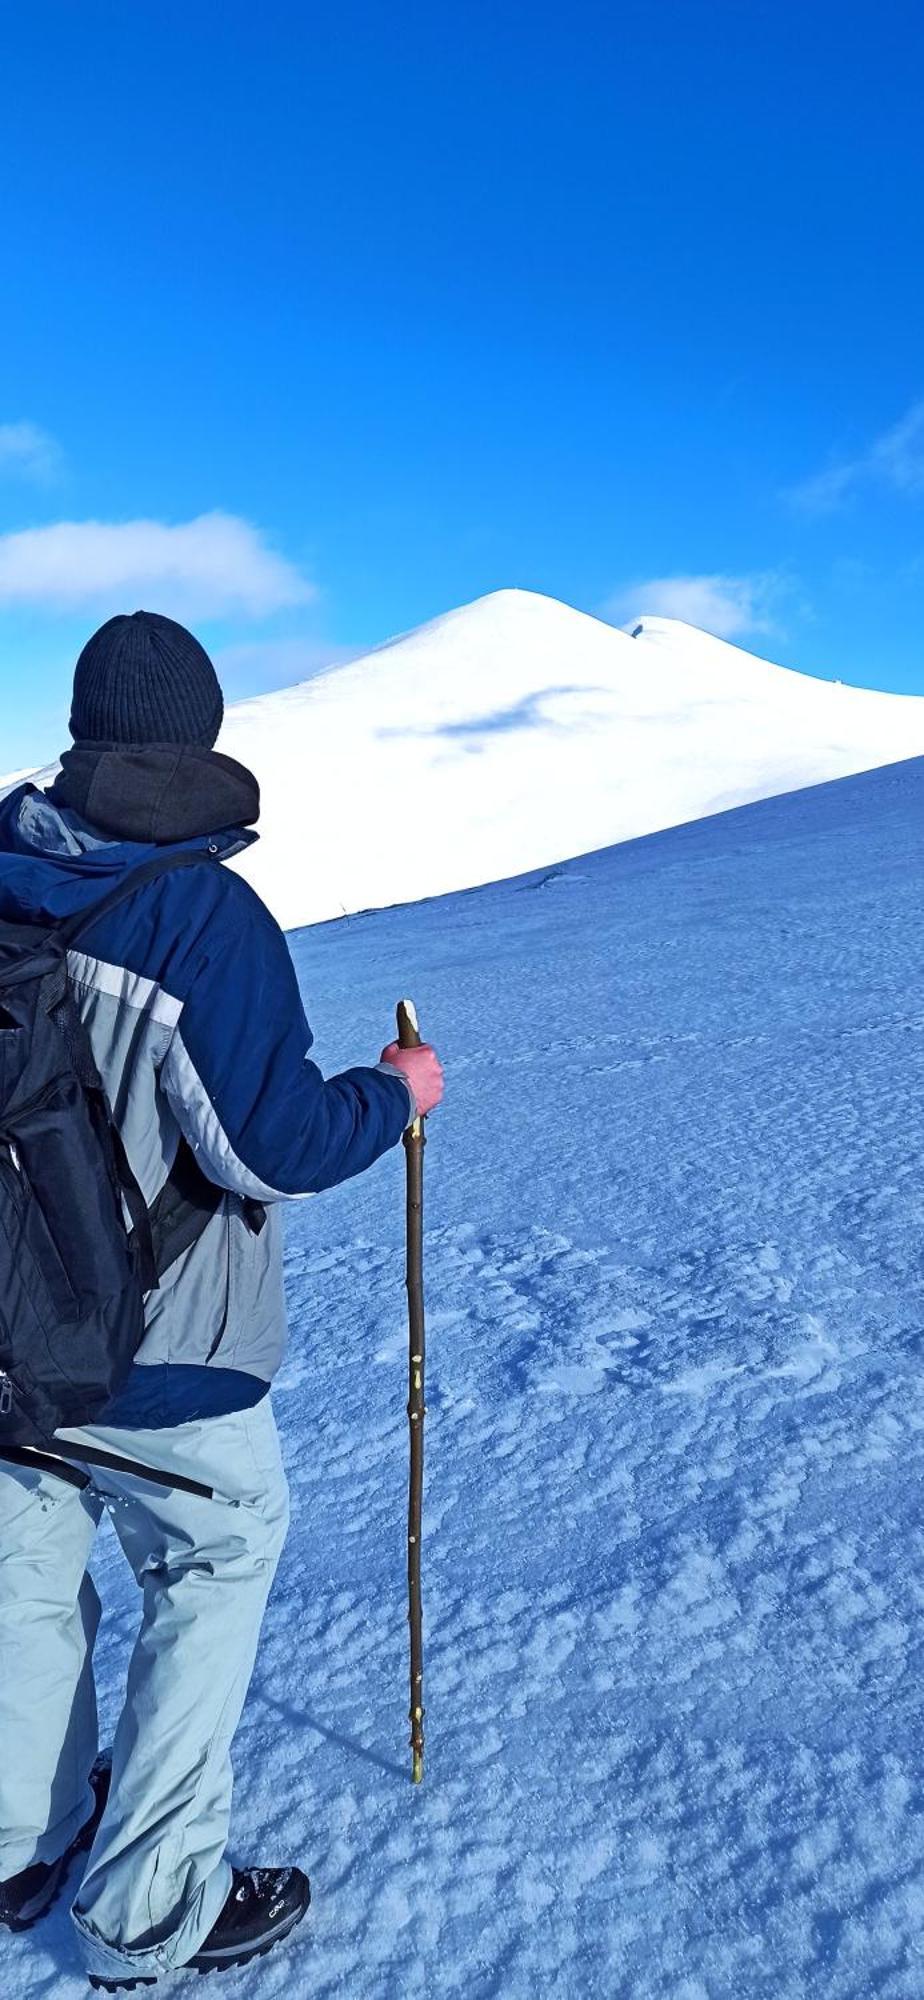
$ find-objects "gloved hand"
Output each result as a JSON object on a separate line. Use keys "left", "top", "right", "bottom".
{"left": 380, "top": 1040, "right": 445, "bottom": 1118}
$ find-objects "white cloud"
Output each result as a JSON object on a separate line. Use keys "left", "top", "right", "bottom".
{"left": 789, "top": 398, "right": 924, "bottom": 513}
{"left": 0, "top": 512, "right": 314, "bottom": 617}
{"left": 0, "top": 421, "right": 63, "bottom": 483}
{"left": 605, "top": 571, "right": 783, "bottom": 640}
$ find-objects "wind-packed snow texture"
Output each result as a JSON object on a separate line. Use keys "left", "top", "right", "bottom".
{"left": 11, "top": 753, "right": 924, "bottom": 1999}
{"left": 7, "top": 590, "right": 924, "bottom": 930}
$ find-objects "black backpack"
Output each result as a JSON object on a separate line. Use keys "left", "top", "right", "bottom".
{"left": 0, "top": 848, "right": 225, "bottom": 1455}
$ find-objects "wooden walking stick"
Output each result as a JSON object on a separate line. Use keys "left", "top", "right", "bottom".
{"left": 397, "top": 997, "right": 427, "bottom": 1784}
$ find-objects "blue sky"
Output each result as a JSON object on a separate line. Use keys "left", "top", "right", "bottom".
{"left": 1, "top": 0, "right": 923, "bottom": 766}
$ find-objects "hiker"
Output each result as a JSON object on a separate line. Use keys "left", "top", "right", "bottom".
{"left": 0, "top": 611, "right": 444, "bottom": 1988}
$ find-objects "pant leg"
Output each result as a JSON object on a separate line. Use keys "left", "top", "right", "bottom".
{"left": 61, "top": 1399, "right": 289, "bottom": 1985}
{"left": 0, "top": 1461, "right": 102, "bottom": 1878}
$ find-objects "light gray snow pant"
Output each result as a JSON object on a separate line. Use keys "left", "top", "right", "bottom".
{"left": 0, "top": 1399, "right": 289, "bottom": 1983}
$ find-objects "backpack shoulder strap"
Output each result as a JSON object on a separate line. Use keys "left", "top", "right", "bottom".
{"left": 57, "top": 846, "right": 220, "bottom": 949}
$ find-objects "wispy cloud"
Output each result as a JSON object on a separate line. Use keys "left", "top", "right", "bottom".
{"left": 789, "top": 399, "right": 924, "bottom": 514}
{"left": 0, "top": 421, "right": 63, "bottom": 484}
{"left": 788, "top": 463, "right": 856, "bottom": 516}
{"left": 869, "top": 400, "right": 924, "bottom": 494}
{"left": 604, "top": 571, "right": 785, "bottom": 641}
{"left": 0, "top": 512, "right": 314, "bottom": 617}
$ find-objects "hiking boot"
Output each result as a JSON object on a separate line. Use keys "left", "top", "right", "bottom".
{"left": 0, "top": 1755, "right": 111, "bottom": 1933}
{"left": 88, "top": 1864, "right": 311, "bottom": 1990}
{"left": 192, "top": 1866, "right": 310, "bottom": 1975}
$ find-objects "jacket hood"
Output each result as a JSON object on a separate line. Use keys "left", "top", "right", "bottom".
{"left": 48, "top": 742, "right": 259, "bottom": 845}
{"left": 0, "top": 743, "right": 259, "bottom": 928}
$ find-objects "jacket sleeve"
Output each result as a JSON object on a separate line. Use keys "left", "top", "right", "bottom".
{"left": 160, "top": 883, "right": 413, "bottom": 1200}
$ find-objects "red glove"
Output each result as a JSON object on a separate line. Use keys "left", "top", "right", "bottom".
{"left": 380, "top": 1040, "right": 445, "bottom": 1118}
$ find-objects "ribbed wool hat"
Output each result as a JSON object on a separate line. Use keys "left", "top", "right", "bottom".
{"left": 69, "top": 610, "right": 224, "bottom": 748}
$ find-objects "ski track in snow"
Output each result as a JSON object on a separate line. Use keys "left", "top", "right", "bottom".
{"left": 11, "top": 756, "right": 924, "bottom": 1999}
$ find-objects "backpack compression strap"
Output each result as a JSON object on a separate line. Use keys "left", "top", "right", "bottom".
{"left": 0, "top": 1442, "right": 214, "bottom": 1500}
{"left": 56, "top": 843, "right": 221, "bottom": 948}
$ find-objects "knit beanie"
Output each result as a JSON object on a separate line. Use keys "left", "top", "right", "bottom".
{"left": 69, "top": 610, "right": 224, "bottom": 748}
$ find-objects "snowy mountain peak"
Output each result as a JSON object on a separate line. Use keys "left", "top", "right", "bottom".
{"left": 361, "top": 586, "right": 619, "bottom": 666}
{"left": 627, "top": 613, "right": 795, "bottom": 677}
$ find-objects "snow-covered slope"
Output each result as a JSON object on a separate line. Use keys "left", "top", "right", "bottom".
{"left": 221, "top": 591, "right": 924, "bottom": 924}
{"left": 7, "top": 590, "right": 924, "bottom": 929}
{"left": 12, "top": 755, "right": 924, "bottom": 2000}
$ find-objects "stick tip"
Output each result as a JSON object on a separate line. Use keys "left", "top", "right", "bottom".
{"left": 398, "top": 997, "right": 419, "bottom": 1033}
{"left": 412, "top": 1754, "right": 424, "bottom": 1784}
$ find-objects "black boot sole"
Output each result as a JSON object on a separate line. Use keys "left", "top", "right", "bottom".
{"left": 88, "top": 1883, "right": 311, "bottom": 1991}
{"left": 89, "top": 1984, "right": 158, "bottom": 1994}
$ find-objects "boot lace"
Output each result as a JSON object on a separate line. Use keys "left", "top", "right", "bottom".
{"left": 234, "top": 1867, "right": 289, "bottom": 1905}
{"left": 234, "top": 1869, "right": 267, "bottom": 1904}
